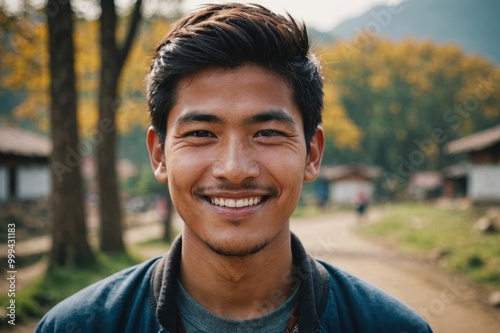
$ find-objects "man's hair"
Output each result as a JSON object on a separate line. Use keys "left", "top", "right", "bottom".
{"left": 146, "top": 3, "right": 323, "bottom": 150}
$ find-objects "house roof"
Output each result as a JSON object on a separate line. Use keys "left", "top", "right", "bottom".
{"left": 409, "top": 171, "right": 443, "bottom": 189}
{"left": 320, "top": 163, "right": 382, "bottom": 181}
{"left": 445, "top": 124, "right": 500, "bottom": 155}
{"left": 0, "top": 126, "right": 51, "bottom": 157}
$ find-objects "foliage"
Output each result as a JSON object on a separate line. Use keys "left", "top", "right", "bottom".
{"left": 0, "top": 10, "right": 172, "bottom": 137}
{"left": 0, "top": 10, "right": 49, "bottom": 129}
{"left": 360, "top": 203, "right": 500, "bottom": 290}
{"left": 322, "top": 78, "right": 363, "bottom": 150}
{"left": 320, "top": 38, "right": 500, "bottom": 179}
{"left": 122, "top": 163, "right": 166, "bottom": 197}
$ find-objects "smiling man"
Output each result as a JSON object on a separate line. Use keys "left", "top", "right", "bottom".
{"left": 36, "top": 3, "right": 432, "bottom": 333}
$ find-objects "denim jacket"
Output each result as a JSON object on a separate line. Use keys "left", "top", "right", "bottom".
{"left": 36, "top": 233, "right": 432, "bottom": 333}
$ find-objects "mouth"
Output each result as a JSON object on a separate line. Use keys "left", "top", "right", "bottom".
{"left": 204, "top": 196, "right": 269, "bottom": 208}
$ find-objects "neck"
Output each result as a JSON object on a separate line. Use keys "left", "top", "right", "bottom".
{"left": 179, "top": 226, "right": 295, "bottom": 320}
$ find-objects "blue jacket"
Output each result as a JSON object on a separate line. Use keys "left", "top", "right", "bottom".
{"left": 36, "top": 234, "right": 432, "bottom": 332}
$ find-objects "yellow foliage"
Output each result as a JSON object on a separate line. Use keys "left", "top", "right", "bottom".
{"left": 321, "top": 80, "right": 362, "bottom": 150}
{"left": 1, "top": 13, "right": 174, "bottom": 135}
{"left": 77, "top": 98, "right": 99, "bottom": 135}
{"left": 1, "top": 16, "right": 50, "bottom": 134}
{"left": 390, "top": 102, "right": 401, "bottom": 114}
{"left": 395, "top": 129, "right": 407, "bottom": 141}
{"left": 369, "top": 73, "right": 390, "bottom": 91}
{"left": 12, "top": 95, "right": 50, "bottom": 132}
{"left": 483, "top": 106, "right": 499, "bottom": 118}
{"left": 4, "top": 10, "right": 499, "bottom": 159}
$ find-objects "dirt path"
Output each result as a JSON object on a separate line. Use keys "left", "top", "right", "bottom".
{"left": 290, "top": 210, "right": 500, "bottom": 333}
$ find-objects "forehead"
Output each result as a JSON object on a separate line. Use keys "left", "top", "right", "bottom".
{"left": 167, "top": 64, "right": 300, "bottom": 126}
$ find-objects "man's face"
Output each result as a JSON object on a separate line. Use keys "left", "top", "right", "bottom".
{"left": 148, "top": 64, "right": 323, "bottom": 257}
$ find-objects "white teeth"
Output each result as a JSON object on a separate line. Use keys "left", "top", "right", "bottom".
{"left": 210, "top": 197, "right": 262, "bottom": 208}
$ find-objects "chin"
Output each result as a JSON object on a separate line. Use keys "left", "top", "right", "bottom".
{"left": 204, "top": 238, "right": 270, "bottom": 258}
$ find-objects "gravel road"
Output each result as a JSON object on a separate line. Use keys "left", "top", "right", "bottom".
{"left": 290, "top": 210, "right": 500, "bottom": 333}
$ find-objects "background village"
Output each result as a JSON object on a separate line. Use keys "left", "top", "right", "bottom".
{"left": 1, "top": 0, "right": 500, "bottom": 332}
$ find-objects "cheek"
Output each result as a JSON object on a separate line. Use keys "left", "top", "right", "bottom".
{"left": 261, "top": 153, "right": 306, "bottom": 202}
{"left": 166, "top": 152, "right": 208, "bottom": 196}
{"left": 262, "top": 150, "right": 306, "bottom": 178}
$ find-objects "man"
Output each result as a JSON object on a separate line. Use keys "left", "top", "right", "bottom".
{"left": 36, "top": 3, "right": 433, "bottom": 332}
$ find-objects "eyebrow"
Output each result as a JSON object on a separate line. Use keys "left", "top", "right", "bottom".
{"left": 246, "top": 110, "right": 296, "bottom": 126}
{"left": 175, "top": 109, "right": 296, "bottom": 127}
{"left": 175, "top": 112, "right": 224, "bottom": 126}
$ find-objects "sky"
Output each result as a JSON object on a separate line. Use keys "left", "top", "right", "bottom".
{"left": 1, "top": 0, "right": 402, "bottom": 32}
{"left": 181, "top": 0, "right": 403, "bottom": 32}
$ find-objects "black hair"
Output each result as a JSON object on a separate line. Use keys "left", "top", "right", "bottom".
{"left": 146, "top": 3, "right": 323, "bottom": 150}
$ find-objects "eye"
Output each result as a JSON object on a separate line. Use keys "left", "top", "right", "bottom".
{"left": 187, "top": 130, "right": 215, "bottom": 138}
{"left": 255, "top": 129, "right": 283, "bottom": 137}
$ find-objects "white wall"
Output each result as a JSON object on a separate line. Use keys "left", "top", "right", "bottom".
{"left": 0, "top": 166, "right": 7, "bottom": 201}
{"left": 329, "top": 180, "right": 374, "bottom": 205}
{"left": 17, "top": 164, "right": 51, "bottom": 200}
{"left": 469, "top": 165, "right": 500, "bottom": 201}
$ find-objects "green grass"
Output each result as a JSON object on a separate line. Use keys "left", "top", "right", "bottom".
{"left": 359, "top": 203, "right": 500, "bottom": 290}
{"left": 134, "top": 237, "right": 172, "bottom": 248}
{"left": 0, "top": 252, "right": 141, "bottom": 327}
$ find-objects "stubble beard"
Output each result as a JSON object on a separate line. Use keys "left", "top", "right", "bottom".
{"left": 204, "top": 236, "right": 270, "bottom": 258}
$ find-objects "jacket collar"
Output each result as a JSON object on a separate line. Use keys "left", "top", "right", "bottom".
{"left": 149, "top": 233, "right": 330, "bottom": 332}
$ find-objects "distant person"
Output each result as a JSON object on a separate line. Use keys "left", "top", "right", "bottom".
{"left": 316, "top": 179, "right": 330, "bottom": 209}
{"left": 355, "top": 190, "right": 369, "bottom": 223}
{"left": 36, "top": 3, "right": 432, "bottom": 332}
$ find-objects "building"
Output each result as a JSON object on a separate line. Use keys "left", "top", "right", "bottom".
{"left": 319, "top": 163, "right": 382, "bottom": 204}
{"left": 0, "top": 126, "right": 52, "bottom": 201}
{"left": 441, "top": 163, "right": 469, "bottom": 198}
{"left": 408, "top": 171, "right": 443, "bottom": 200}
{"left": 445, "top": 124, "right": 500, "bottom": 202}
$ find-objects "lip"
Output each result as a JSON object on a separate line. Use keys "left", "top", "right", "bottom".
{"left": 198, "top": 192, "right": 271, "bottom": 219}
{"left": 201, "top": 190, "right": 272, "bottom": 197}
{"left": 204, "top": 199, "right": 269, "bottom": 219}
{"left": 211, "top": 196, "right": 263, "bottom": 207}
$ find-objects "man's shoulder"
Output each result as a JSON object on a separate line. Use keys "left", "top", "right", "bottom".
{"left": 316, "top": 259, "right": 433, "bottom": 333}
{"left": 35, "top": 256, "right": 162, "bottom": 333}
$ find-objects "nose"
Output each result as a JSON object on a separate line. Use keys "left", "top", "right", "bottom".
{"left": 212, "top": 137, "right": 260, "bottom": 184}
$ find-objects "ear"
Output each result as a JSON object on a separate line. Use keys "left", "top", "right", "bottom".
{"left": 304, "top": 126, "right": 325, "bottom": 182}
{"left": 146, "top": 126, "right": 168, "bottom": 183}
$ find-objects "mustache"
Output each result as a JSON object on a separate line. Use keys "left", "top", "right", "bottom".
{"left": 194, "top": 182, "right": 278, "bottom": 197}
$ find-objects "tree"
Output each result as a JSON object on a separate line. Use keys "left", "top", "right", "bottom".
{"left": 97, "top": 0, "right": 143, "bottom": 252}
{"left": 2, "top": 2, "right": 181, "bottom": 259}
{"left": 46, "top": 0, "right": 94, "bottom": 267}
{"left": 321, "top": 38, "right": 500, "bottom": 177}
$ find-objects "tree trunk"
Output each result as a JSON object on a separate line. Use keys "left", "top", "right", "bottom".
{"left": 97, "top": 0, "right": 124, "bottom": 253}
{"left": 97, "top": 0, "right": 142, "bottom": 252}
{"left": 46, "top": 0, "right": 94, "bottom": 267}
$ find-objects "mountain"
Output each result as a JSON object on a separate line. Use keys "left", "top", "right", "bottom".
{"left": 329, "top": 0, "right": 500, "bottom": 64}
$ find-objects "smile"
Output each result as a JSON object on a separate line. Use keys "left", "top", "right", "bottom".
{"left": 209, "top": 196, "right": 263, "bottom": 208}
